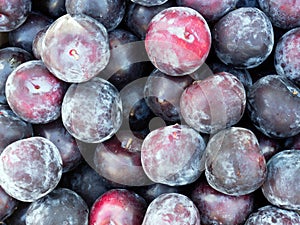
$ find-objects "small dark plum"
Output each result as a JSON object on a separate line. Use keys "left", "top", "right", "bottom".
{"left": 258, "top": 0, "right": 300, "bottom": 29}
{"left": 32, "top": 0, "right": 67, "bottom": 18}
{"left": 33, "top": 118, "right": 82, "bottom": 173}
{"left": 65, "top": 0, "right": 126, "bottom": 31}
{"left": 213, "top": 7, "right": 274, "bottom": 68}
{"left": 144, "top": 69, "right": 197, "bottom": 122}
{"left": 0, "top": 47, "right": 32, "bottom": 104}
{"left": 59, "top": 162, "right": 110, "bottom": 208}
{"left": 61, "top": 77, "right": 122, "bottom": 143}
{"left": 94, "top": 130, "right": 153, "bottom": 186}
{"left": 119, "top": 77, "right": 155, "bottom": 135}
{"left": 275, "top": 27, "right": 300, "bottom": 85}
{"left": 131, "top": 0, "right": 169, "bottom": 6}
{"left": 0, "top": 0, "right": 32, "bottom": 32}
{"left": 26, "top": 188, "right": 89, "bottom": 225}
{"left": 257, "top": 132, "right": 282, "bottom": 161}
{"left": 245, "top": 205, "right": 300, "bottom": 224}
{"left": 141, "top": 124, "right": 206, "bottom": 186}
{"left": 176, "top": 0, "right": 239, "bottom": 22}
{"left": 180, "top": 72, "right": 246, "bottom": 134}
{"left": 262, "top": 150, "right": 300, "bottom": 211}
{"left": 5, "top": 60, "right": 68, "bottom": 124}
{"left": 145, "top": 6, "right": 211, "bottom": 76}
{"left": 89, "top": 189, "right": 147, "bottom": 225}
{"left": 191, "top": 179, "right": 254, "bottom": 225}
{"left": 205, "top": 127, "right": 267, "bottom": 196}
{"left": 0, "top": 105, "right": 33, "bottom": 154}
{"left": 0, "top": 186, "right": 18, "bottom": 221}
{"left": 99, "top": 28, "right": 151, "bottom": 91}
{"left": 124, "top": 0, "right": 176, "bottom": 39}
{"left": 142, "top": 193, "right": 200, "bottom": 225}
{"left": 247, "top": 75, "right": 300, "bottom": 138}
{"left": 284, "top": 133, "right": 300, "bottom": 150}
{"left": 8, "top": 12, "right": 52, "bottom": 53}
{"left": 41, "top": 14, "right": 110, "bottom": 83}
{"left": 0, "top": 137, "right": 63, "bottom": 202}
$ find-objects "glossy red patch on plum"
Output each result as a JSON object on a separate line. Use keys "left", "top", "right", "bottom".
{"left": 89, "top": 189, "right": 147, "bottom": 225}
{"left": 145, "top": 6, "right": 211, "bottom": 76}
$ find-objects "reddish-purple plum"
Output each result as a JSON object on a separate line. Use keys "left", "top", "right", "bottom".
{"left": 145, "top": 6, "right": 211, "bottom": 76}
{"left": 0, "top": 137, "right": 63, "bottom": 202}
{"left": 142, "top": 193, "right": 200, "bottom": 225}
{"left": 205, "top": 127, "right": 267, "bottom": 196}
{"left": 41, "top": 14, "right": 110, "bottom": 83}
{"left": 141, "top": 124, "right": 206, "bottom": 186}
{"left": 262, "top": 150, "right": 300, "bottom": 210}
{"left": 5, "top": 60, "right": 67, "bottom": 124}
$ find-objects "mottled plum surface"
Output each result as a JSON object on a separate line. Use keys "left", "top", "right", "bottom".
{"left": 176, "top": 0, "right": 239, "bottom": 22}
{"left": 258, "top": 0, "right": 300, "bottom": 29}
{"left": 62, "top": 77, "right": 122, "bottom": 143}
{"left": 142, "top": 193, "right": 200, "bottom": 225}
{"left": 191, "top": 179, "right": 254, "bottom": 225}
{"left": 141, "top": 124, "right": 206, "bottom": 186}
{"left": 0, "top": 137, "right": 62, "bottom": 202}
{"left": 145, "top": 6, "right": 211, "bottom": 76}
{"left": 275, "top": 27, "right": 300, "bottom": 85}
{"left": 247, "top": 75, "right": 300, "bottom": 138}
{"left": 33, "top": 118, "right": 82, "bottom": 172}
{"left": 0, "top": 0, "right": 31, "bottom": 32}
{"left": 213, "top": 7, "right": 274, "bottom": 68}
{"left": 245, "top": 205, "right": 300, "bottom": 224}
{"left": 41, "top": 14, "right": 110, "bottom": 83}
{"left": 5, "top": 60, "right": 67, "bottom": 124}
{"left": 180, "top": 72, "right": 246, "bottom": 134}
{"left": 205, "top": 127, "right": 267, "bottom": 196}
{"left": 26, "top": 188, "right": 89, "bottom": 225}
{"left": 262, "top": 150, "right": 300, "bottom": 210}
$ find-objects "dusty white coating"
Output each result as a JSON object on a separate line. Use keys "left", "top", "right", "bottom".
{"left": 205, "top": 127, "right": 266, "bottom": 196}
{"left": 131, "top": 0, "right": 168, "bottom": 6}
{"left": 142, "top": 193, "right": 200, "bottom": 225}
{"left": 180, "top": 73, "right": 246, "bottom": 134}
{"left": 5, "top": 60, "right": 65, "bottom": 124}
{"left": 145, "top": 6, "right": 211, "bottom": 76}
{"left": 245, "top": 205, "right": 300, "bottom": 224}
{"left": 141, "top": 124, "right": 206, "bottom": 186}
{"left": 62, "top": 77, "right": 123, "bottom": 143}
{"left": 275, "top": 27, "right": 300, "bottom": 83}
{"left": 258, "top": 0, "right": 300, "bottom": 29}
{"left": 41, "top": 14, "right": 110, "bottom": 83}
{"left": 213, "top": 7, "right": 274, "bottom": 68}
{"left": 262, "top": 150, "right": 300, "bottom": 210}
{"left": 0, "top": 137, "right": 63, "bottom": 202}
{"left": 26, "top": 188, "right": 89, "bottom": 225}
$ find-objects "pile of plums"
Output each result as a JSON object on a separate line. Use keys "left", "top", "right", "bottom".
{"left": 0, "top": 0, "right": 300, "bottom": 224}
